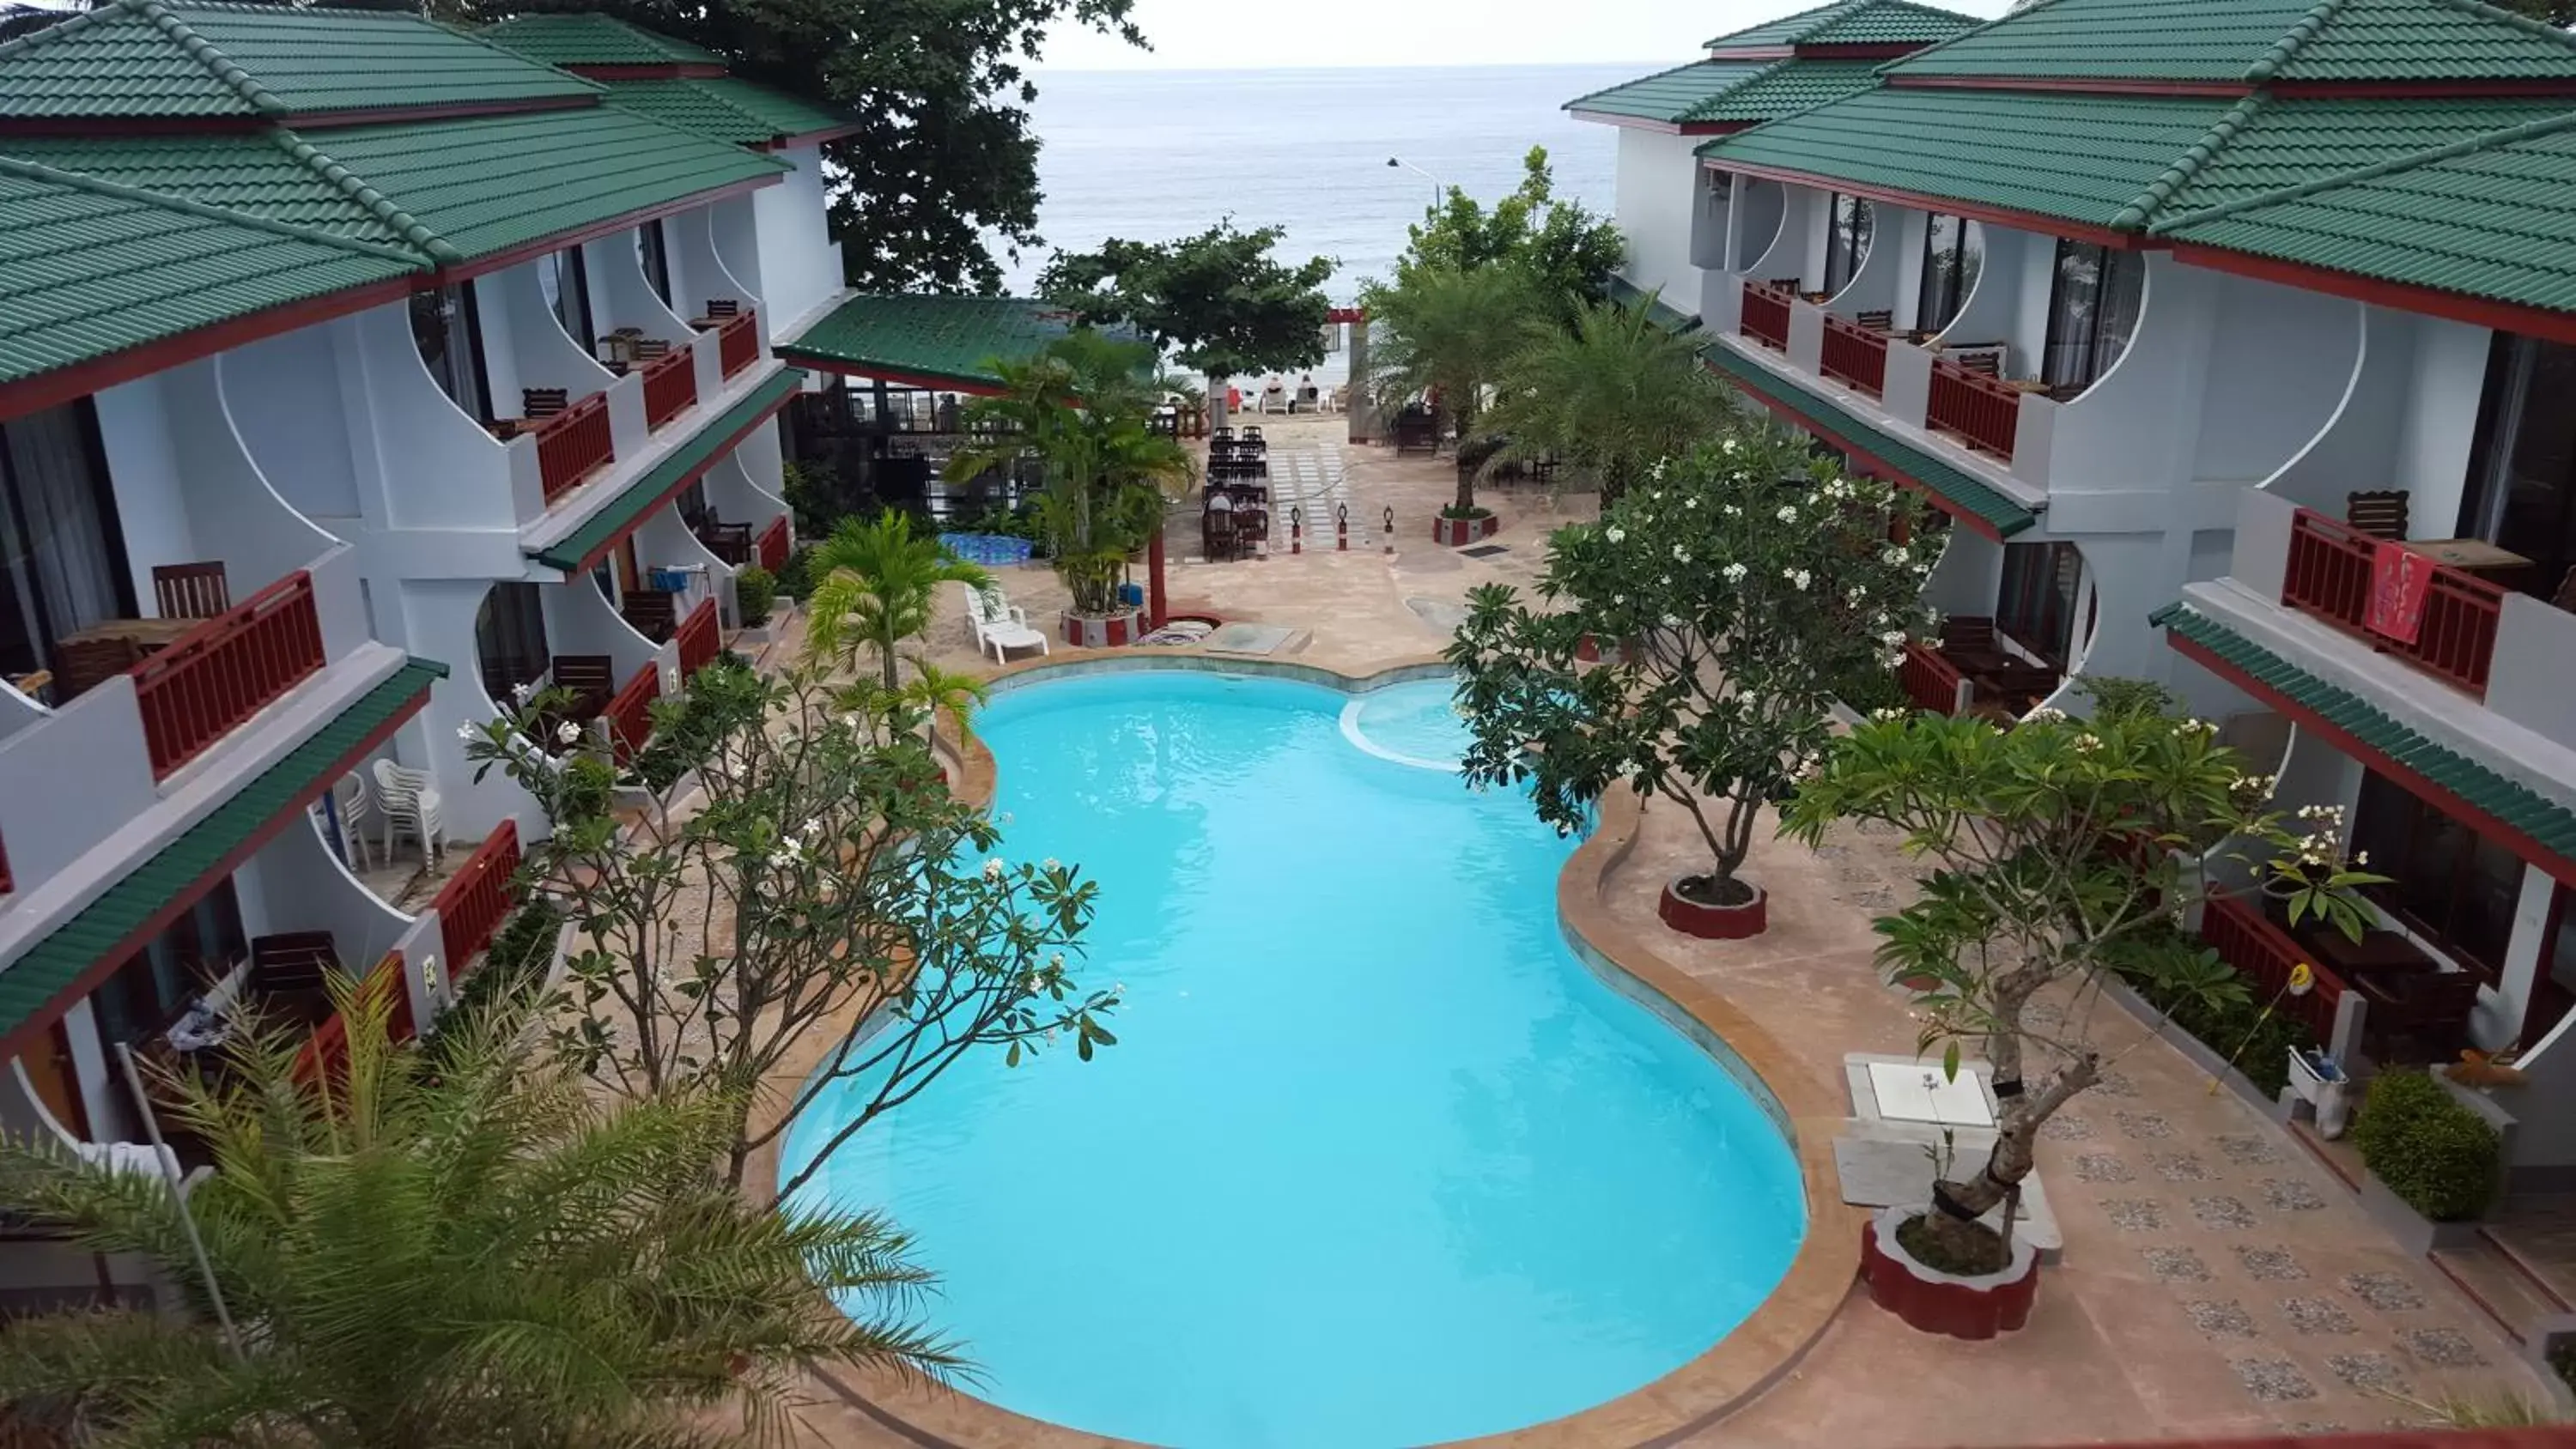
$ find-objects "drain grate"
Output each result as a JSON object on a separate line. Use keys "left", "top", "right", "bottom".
{"left": 1460, "top": 544, "right": 1510, "bottom": 559}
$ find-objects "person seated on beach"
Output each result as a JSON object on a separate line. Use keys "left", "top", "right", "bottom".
{"left": 1261, "top": 375, "right": 1286, "bottom": 413}
{"left": 1297, "top": 373, "right": 1319, "bottom": 412}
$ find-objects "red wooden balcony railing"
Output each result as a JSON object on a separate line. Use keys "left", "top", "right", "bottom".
{"left": 133, "top": 571, "right": 325, "bottom": 779}
{"left": 2199, "top": 891, "right": 2345, "bottom": 1044}
{"left": 716, "top": 310, "right": 759, "bottom": 379}
{"left": 436, "top": 819, "right": 523, "bottom": 983}
{"left": 676, "top": 597, "right": 720, "bottom": 680}
{"left": 2280, "top": 508, "right": 2504, "bottom": 699}
{"left": 1819, "top": 312, "right": 1888, "bottom": 397}
{"left": 605, "top": 664, "right": 659, "bottom": 765}
{"left": 1927, "top": 355, "right": 2019, "bottom": 462}
{"left": 1897, "top": 639, "right": 1969, "bottom": 715}
{"left": 537, "top": 393, "right": 614, "bottom": 503}
{"left": 1740, "top": 280, "right": 1791, "bottom": 351}
{"left": 755, "top": 515, "right": 790, "bottom": 573}
{"left": 642, "top": 348, "right": 696, "bottom": 432}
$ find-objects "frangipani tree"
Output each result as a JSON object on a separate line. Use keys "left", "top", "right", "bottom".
{"left": 1449, "top": 427, "right": 1934, "bottom": 912}
{"left": 1780, "top": 694, "right": 2368, "bottom": 1270}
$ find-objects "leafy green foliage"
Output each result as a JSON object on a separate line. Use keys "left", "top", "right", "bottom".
{"left": 2354, "top": 1070, "right": 2503, "bottom": 1222}
{"left": 1039, "top": 221, "right": 1335, "bottom": 379}
{"left": 2105, "top": 926, "right": 2314, "bottom": 1097}
{"left": 0, "top": 980, "right": 959, "bottom": 1446}
{"left": 630, "top": 658, "right": 765, "bottom": 792}
{"left": 1364, "top": 263, "right": 1537, "bottom": 512}
{"left": 775, "top": 543, "right": 817, "bottom": 603}
{"left": 806, "top": 509, "right": 993, "bottom": 690}
{"left": 733, "top": 565, "right": 777, "bottom": 629}
{"left": 1391, "top": 148, "right": 1625, "bottom": 325}
{"left": 1479, "top": 295, "right": 1734, "bottom": 504}
{"left": 443, "top": 894, "right": 567, "bottom": 1026}
{"left": 1450, "top": 428, "right": 1934, "bottom": 894}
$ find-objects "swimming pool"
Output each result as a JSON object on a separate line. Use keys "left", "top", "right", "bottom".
{"left": 783, "top": 670, "right": 1805, "bottom": 1448}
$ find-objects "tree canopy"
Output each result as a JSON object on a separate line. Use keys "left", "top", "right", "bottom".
{"left": 1390, "top": 148, "right": 1625, "bottom": 325}
{"left": 1038, "top": 221, "right": 1336, "bottom": 379}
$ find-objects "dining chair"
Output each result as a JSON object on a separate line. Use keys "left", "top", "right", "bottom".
{"left": 151, "top": 561, "right": 231, "bottom": 620}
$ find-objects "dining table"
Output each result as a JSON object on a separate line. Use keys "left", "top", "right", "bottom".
{"left": 2403, "top": 537, "right": 2530, "bottom": 577}
{"left": 59, "top": 615, "right": 204, "bottom": 652}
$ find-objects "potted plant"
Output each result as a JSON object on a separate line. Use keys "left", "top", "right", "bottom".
{"left": 1450, "top": 426, "right": 1935, "bottom": 938}
{"left": 947, "top": 330, "right": 1194, "bottom": 648}
{"left": 1782, "top": 684, "right": 2378, "bottom": 1334}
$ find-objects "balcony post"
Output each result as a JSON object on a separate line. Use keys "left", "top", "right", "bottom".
{"left": 1787, "top": 300, "right": 1826, "bottom": 376}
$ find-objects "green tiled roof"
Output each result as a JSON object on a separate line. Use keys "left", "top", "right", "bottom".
{"left": 1707, "top": 0, "right": 1974, "bottom": 52}
{"left": 478, "top": 12, "right": 725, "bottom": 68}
{"left": 2, "top": 134, "right": 418, "bottom": 247}
{"left": 531, "top": 367, "right": 804, "bottom": 573}
{"left": 775, "top": 295, "right": 1093, "bottom": 391}
{"left": 1565, "top": 59, "right": 1773, "bottom": 124}
{"left": 2154, "top": 112, "right": 2576, "bottom": 315}
{"left": 0, "top": 0, "right": 599, "bottom": 119}
{"left": 1701, "top": 339, "right": 2038, "bottom": 537}
{"left": 601, "top": 76, "right": 853, "bottom": 146}
{"left": 1606, "top": 273, "right": 1700, "bottom": 332}
{"left": 0, "top": 156, "right": 416, "bottom": 387}
{"left": 1888, "top": 0, "right": 2576, "bottom": 84}
{"left": 0, "top": 659, "right": 447, "bottom": 1036}
{"left": 1690, "top": 58, "right": 1884, "bottom": 123}
{"left": 2154, "top": 603, "right": 2576, "bottom": 864}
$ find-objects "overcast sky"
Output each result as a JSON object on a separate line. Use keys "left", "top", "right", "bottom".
{"left": 1039, "top": 0, "right": 2014, "bottom": 70}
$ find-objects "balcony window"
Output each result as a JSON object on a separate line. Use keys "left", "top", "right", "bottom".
{"left": 2040, "top": 239, "right": 2144, "bottom": 394}
{"left": 637, "top": 218, "right": 673, "bottom": 309}
{"left": 1996, "top": 540, "right": 2082, "bottom": 669}
{"left": 1823, "top": 193, "right": 1874, "bottom": 297}
{"left": 2351, "top": 768, "right": 2523, "bottom": 984}
{"left": 537, "top": 246, "right": 596, "bottom": 356}
{"left": 0, "top": 399, "right": 135, "bottom": 683}
{"left": 94, "top": 876, "right": 246, "bottom": 1049}
{"left": 1916, "top": 214, "right": 1983, "bottom": 335}
{"left": 411, "top": 281, "right": 493, "bottom": 425}
{"left": 474, "top": 581, "right": 550, "bottom": 703}
{"left": 2458, "top": 331, "right": 2576, "bottom": 605}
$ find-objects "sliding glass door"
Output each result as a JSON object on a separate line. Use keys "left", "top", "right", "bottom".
{"left": 2458, "top": 332, "right": 2576, "bottom": 604}
{"left": 1823, "top": 193, "right": 1874, "bottom": 297}
{"left": 2041, "top": 239, "right": 2146, "bottom": 394}
{"left": 0, "top": 399, "right": 135, "bottom": 683}
{"left": 1916, "top": 214, "right": 1983, "bottom": 335}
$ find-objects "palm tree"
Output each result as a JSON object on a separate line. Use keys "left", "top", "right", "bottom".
{"left": 946, "top": 332, "right": 1194, "bottom": 620}
{"left": 896, "top": 659, "right": 990, "bottom": 755}
{"left": 806, "top": 509, "right": 993, "bottom": 692}
{"left": 1362, "top": 263, "right": 1538, "bottom": 515}
{"left": 1480, "top": 294, "right": 1733, "bottom": 505}
{"left": 0, "top": 980, "right": 958, "bottom": 1448}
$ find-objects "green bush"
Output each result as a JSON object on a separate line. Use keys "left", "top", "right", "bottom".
{"left": 2106, "top": 925, "right": 2315, "bottom": 1097}
{"left": 629, "top": 658, "right": 762, "bottom": 792}
{"left": 440, "top": 894, "right": 565, "bottom": 1031}
{"left": 734, "top": 565, "right": 777, "bottom": 628}
{"left": 774, "top": 545, "right": 817, "bottom": 603}
{"left": 2354, "top": 1070, "right": 2501, "bottom": 1222}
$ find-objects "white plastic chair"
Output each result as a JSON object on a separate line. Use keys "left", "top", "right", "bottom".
{"left": 331, "top": 771, "right": 375, "bottom": 872}
{"left": 372, "top": 760, "right": 447, "bottom": 870}
{"left": 962, "top": 583, "right": 1048, "bottom": 664}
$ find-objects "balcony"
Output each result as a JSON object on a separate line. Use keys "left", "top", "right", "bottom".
{"left": 715, "top": 310, "right": 759, "bottom": 380}
{"left": 2200, "top": 891, "right": 2348, "bottom": 1046}
{"left": 676, "top": 597, "right": 720, "bottom": 680}
{"left": 133, "top": 572, "right": 327, "bottom": 779}
{"left": 1898, "top": 639, "right": 1970, "bottom": 715}
{"left": 1818, "top": 312, "right": 1887, "bottom": 398}
{"left": 756, "top": 515, "right": 791, "bottom": 573}
{"left": 1898, "top": 620, "right": 2062, "bottom": 722}
{"left": 1740, "top": 279, "right": 1792, "bottom": 352}
{"left": 605, "top": 663, "right": 659, "bottom": 766}
{"left": 2281, "top": 507, "right": 2504, "bottom": 700}
{"left": 1926, "top": 355, "right": 2020, "bottom": 464}
{"left": 642, "top": 347, "right": 698, "bottom": 433}
{"left": 435, "top": 819, "right": 523, "bottom": 980}
{"left": 534, "top": 393, "right": 616, "bottom": 504}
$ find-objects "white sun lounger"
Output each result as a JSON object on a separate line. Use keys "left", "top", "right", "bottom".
{"left": 964, "top": 583, "right": 1049, "bottom": 664}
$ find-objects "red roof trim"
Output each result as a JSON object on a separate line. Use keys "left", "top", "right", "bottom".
{"left": 1567, "top": 111, "right": 1682, "bottom": 131}
{"left": 2166, "top": 240, "right": 2576, "bottom": 348}
{"left": 564, "top": 62, "right": 730, "bottom": 79}
{"left": 1706, "top": 45, "right": 1795, "bottom": 59}
{"left": 0, "top": 93, "right": 598, "bottom": 136}
{"left": 755, "top": 122, "right": 865, "bottom": 150}
{"left": 1705, "top": 158, "right": 2150, "bottom": 248}
{"left": 2270, "top": 78, "right": 2576, "bottom": 99}
{"left": 1882, "top": 73, "right": 2251, "bottom": 97}
{"left": 0, "top": 676, "right": 435, "bottom": 1061}
{"left": 1791, "top": 42, "right": 1923, "bottom": 59}
{"left": 2164, "top": 629, "right": 2576, "bottom": 889}
{"left": 440, "top": 173, "right": 782, "bottom": 282}
{"left": 556, "top": 378, "right": 802, "bottom": 573}
{"left": 1680, "top": 118, "right": 1757, "bottom": 136}
{"left": 0, "top": 275, "right": 416, "bottom": 427}
{"left": 1711, "top": 358, "right": 2010, "bottom": 543}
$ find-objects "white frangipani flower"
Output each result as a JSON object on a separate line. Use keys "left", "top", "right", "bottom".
{"left": 556, "top": 721, "right": 581, "bottom": 745}
{"left": 1722, "top": 562, "right": 1747, "bottom": 584}
{"left": 1042, "top": 857, "right": 1060, "bottom": 871}
{"left": 1776, "top": 505, "right": 1798, "bottom": 524}
{"left": 1672, "top": 545, "right": 1689, "bottom": 563}
{"left": 1720, "top": 438, "right": 1739, "bottom": 455}
{"left": 456, "top": 723, "right": 477, "bottom": 743}
{"left": 982, "top": 858, "right": 1005, "bottom": 882}
{"left": 1604, "top": 525, "right": 1626, "bottom": 544}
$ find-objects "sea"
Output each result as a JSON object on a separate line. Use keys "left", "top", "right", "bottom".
{"left": 1001, "top": 63, "right": 1653, "bottom": 383}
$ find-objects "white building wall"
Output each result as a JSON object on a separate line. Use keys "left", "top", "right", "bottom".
{"left": 94, "top": 358, "right": 339, "bottom": 607}
{"left": 2389, "top": 313, "right": 2491, "bottom": 538}
{"left": 1612, "top": 128, "right": 1704, "bottom": 307}
{"left": 750, "top": 146, "right": 842, "bottom": 333}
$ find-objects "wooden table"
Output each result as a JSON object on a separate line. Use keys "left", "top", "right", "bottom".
{"left": 2300, "top": 924, "right": 2433, "bottom": 984}
{"left": 2405, "top": 538, "right": 2529, "bottom": 574}
{"left": 59, "top": 616, "right": 202, "bottom": 652}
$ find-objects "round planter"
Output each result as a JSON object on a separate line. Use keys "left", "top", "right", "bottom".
{"left": 1657, "top": 876, "right": 1768, "bottom": 939}
{"left": 1060, "top": 609, "right": 1143, "bottom": 649}
{"left": 1860, "top": 1205, "right": 2040, "bottom": 1340}
{"left": 1573, "top": 634, "right": 1639, "bottom": 665}
{"left": 1431, "top": 512, "right": 1499, "bottom": 547}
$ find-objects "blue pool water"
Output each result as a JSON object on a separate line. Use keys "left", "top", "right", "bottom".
{"left": 783, "top": 673, "right": 1804, "bottom": 1448}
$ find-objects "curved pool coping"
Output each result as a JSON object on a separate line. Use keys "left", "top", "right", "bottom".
{"left": 796, "top": 650, "right": 1862, "bottom": 1449}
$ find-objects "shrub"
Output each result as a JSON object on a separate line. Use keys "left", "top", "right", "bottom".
{"left": 2105, "top": 925, "right": 2314, "bottom": 1097}
{"left": 734, "top": 565, "right": 777, "bottom": 628}
{"left": 436, "top": 894, "right": 566, "bottom": 1034}
{"left": 629, "top": 659, "right": 762, "bottom": 793}
{"left": 2354, "top": 1070, "right": 2501, "bottom": 1222}
{"left": 774, "top": 544, "right": 817, "bottom": 603}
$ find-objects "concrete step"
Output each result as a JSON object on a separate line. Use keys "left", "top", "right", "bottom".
{"left": 2429, "top": 1238, "right": 2562, "bottom": 1344}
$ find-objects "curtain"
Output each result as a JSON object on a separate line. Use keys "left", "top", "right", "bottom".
{"left": 3, "top": 403, "right": 125, "bottom": 674}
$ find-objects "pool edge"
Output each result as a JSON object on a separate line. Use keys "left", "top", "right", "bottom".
{"left": 797, "top": 650, "right": 1862, "bottom": 1449}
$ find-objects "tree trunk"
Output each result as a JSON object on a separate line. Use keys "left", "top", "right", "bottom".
{"left": 879, "top": 643, "right": 900, "bottom": 694}
{"left": 1927, "top": 1052, "right": 2096, "bottom": 1228}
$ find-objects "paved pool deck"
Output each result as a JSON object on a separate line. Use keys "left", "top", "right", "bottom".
{"left": 775, "top": 416, "right": 2554, "bottom": 1446}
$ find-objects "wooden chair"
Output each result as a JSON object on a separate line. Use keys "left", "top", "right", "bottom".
{"left": 631, "top": 337, "right": 671, "bottom": 362}
{"left": 2347, "top": 489, "right": 2410, "bottom": 542}
{"left": 694, "top": 511, "right": 752, "bottom": 566}
{"left": 151, "top": 561, "right": 230, "bottom": 620}
{"left": 548, "top": 655, "right": 615, "bottom": 718}
{"left": 1951, "top": 350, "right": 2002, "bottom": 377}
{"left": 523, "top": 387, "right": 569, "bottom": 421}
{"left": 620, "top": 589, "right": 678, "bottom": 643}
{"left": 52, "top": 635, "right": 140, "bottom": 700}
{"left": 703, "top": 299, "right": 739, "bottom": 319}
{"left": 2360, "top": 968, "right": 2484, "bottom": 1064}
{"left": 1765, "top": 276, "right": 1802, "bottom": 293}
{"left": 248, "top": 931, "right": 340, "bottom": 1028}
{"left": 1940, "top": 615, "right": 1999, "bottom": 656}
{"left": 1855, "top": 309, "right": 1894, "bottom": 331}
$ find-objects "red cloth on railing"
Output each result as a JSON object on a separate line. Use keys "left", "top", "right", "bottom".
{"left": 2366, "top": 541, "right": 2433, "bottom": 646}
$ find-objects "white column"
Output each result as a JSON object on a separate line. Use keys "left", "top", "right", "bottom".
{"left": 2473, "top": 864, "right": 2558, "bottom": 1050}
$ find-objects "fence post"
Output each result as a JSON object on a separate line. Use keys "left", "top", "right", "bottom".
{"left": 1336, "top": 503, "right": 1349, "bottom": 552}
{"left": 1290, "top": 506, "right": 1303, "bottom": 555}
